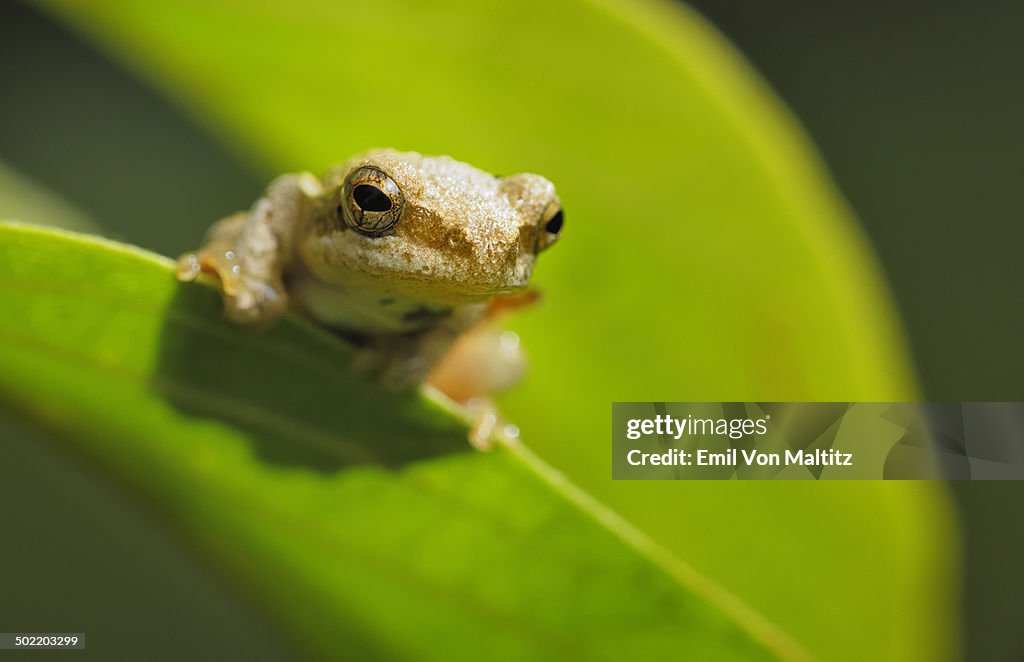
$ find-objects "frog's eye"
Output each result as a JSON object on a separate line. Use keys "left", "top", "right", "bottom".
{"left": 535, "top": 208, "right": 564, "bottom": 252}
{"left": 339, "top": 166, "right": 405, "bottom": 236}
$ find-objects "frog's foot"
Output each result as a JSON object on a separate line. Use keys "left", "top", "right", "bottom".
{"left": 221, "top": 278, "right": 289, "bottom": 326}
{"left": 176, "top": 213, "right": 245, "bottom": 282}
{"left": 176, "top": 243, "right": 288, "bottom": 326}
{"left": 462, "top": 397, "right": 522, "bottom": 451}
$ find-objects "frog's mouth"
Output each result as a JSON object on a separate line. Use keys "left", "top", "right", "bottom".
{"left": 364, "top": 256, "right": 534, "bottom": 307}
{"left": 304, "top": 231, "right": 536, "bottom": 306}
{"left": 385, "top": 241, "right": 535, "bottom": 301}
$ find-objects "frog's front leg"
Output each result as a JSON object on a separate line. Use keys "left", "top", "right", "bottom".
{"left": 176, "top": 172, "right": 322, "bottom": 325}
{"left": 361, "top": 299, "right": 531, "bottom": 449}
{"left": 356, "top": 304, "right": 488, "bottom": 391}
{"left": 357, "top": 320, "right": 524, "bottom": 451}
{"left": 427, "top": 324, "right": 528, "bottom": 450}
{"left": 425, "top": 291, "right": 537, "bottom": 402}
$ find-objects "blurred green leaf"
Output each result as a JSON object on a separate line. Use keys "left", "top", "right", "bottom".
{"left": 34, "top": 0, "right": 958, "bottom": 659}
{"left": 0, "top": 221, "right": 809, "bottom": 660}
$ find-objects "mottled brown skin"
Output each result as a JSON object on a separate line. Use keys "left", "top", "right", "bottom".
{"left": 177, "top": 149, "right": 562, "bottom": 398}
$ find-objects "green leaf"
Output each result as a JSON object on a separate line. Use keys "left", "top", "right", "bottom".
{"left": 0, "top": 221, "right": 808, "bottom": 660}
{"left": 32, "top": 1, "right": 958, "bottom": 659}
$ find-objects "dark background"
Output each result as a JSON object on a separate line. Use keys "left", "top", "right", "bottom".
{"left": 1, "top": 1, "right": 1022, "bottom": 659}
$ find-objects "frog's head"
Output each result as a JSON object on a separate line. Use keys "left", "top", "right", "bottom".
{"left": 304, "top": 149, "right": 563, "bottom": 306}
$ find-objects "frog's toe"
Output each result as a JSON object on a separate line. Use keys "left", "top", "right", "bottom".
{"left": 175, "top": 253, "right": 206, "bottom": 282}
{"left": 175, "top": 244, "right": 237, "bottom": 289}
{"left": 462, "top": 397, "right": 522, "bottom": 452}
{"left": 224, "top": 280, "right": 288, "bottom": 326}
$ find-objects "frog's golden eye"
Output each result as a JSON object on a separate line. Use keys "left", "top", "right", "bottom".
{"left": 535, "top": 208, "right": 564, "bottom": 252}
{"left": 339, "top": 166, "right": 405, "bottom": 236}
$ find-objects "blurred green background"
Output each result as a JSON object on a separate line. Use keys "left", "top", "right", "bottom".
{"left": 0, "top": 0, "right": 1020, "bottom": 659}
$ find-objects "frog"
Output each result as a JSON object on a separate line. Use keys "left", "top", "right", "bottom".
{"left": 176, "top": 149, "right": 563, "bottom": 439}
